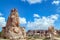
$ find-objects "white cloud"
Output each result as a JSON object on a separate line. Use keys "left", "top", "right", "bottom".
{"left": 50, "top": 14, "right": 59, "bottom": 20}
{"left": 27, "top": 0, "right": 42, "bottom": 4}
{"left": 0, "top": 17, "right": 6, "bottom": 27}
{"left": 19, "top": 17, "right": 27, "bottom": 24}
{"left": 52, "top": 0, "right": 60, "bottom": 5}
{"left": 33, "top": 14, "right": 40, "bottom": 18}
{"left": 21, "top": 0, "right": 48, "bottom": 4}
{"left": 21, "top": 0, "right": 42, "bottom": 4}
{"left": 26, "top": 14, "right": 59, "bottom": 30}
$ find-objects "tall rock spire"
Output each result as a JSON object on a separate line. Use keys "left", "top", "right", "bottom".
{"left": 6, "top": 8, "right": 19, "bottom": 27}
{"left": 2, "top": 8, "right": 26, "bottom": 40}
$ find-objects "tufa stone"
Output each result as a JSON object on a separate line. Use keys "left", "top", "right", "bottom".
{"left": 2, "top": 8, "right": 26, "bottom": 40}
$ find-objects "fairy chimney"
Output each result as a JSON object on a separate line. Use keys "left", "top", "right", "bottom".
{"left": 2, "top": 8, "right": 26, "bottom": 40}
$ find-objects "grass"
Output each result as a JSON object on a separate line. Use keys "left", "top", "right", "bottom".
{"left": 0, "top": 39, "right": 9, "bottom": 40}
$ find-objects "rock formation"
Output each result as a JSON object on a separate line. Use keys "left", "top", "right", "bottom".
{"left": 2, "top": 8, "right": 26, "bottom": 40}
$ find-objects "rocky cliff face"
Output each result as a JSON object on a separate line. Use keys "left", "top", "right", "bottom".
{"left": 2, "top": 9, "right": 26, "bottom": 40}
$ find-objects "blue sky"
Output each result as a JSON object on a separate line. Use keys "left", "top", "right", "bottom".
{"left": 0, "top": 0, "right": 60, "bottom": 31}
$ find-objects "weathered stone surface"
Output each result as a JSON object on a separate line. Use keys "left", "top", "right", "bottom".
{"left": 2, "top": 8, "right": 26, "bottom": 40}
{"left": 21, "top": 27, "right": 26, "bottom": 39}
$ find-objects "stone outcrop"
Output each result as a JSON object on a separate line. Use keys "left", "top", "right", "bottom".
{"left": 2, "top": 8, "right": 26, "bottom": 40}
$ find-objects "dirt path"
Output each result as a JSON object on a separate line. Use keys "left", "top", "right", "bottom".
{"left": 35, "top": 39, "right": 42, "bottom": 40}
{"left": 54, "top": 37, "right": 60, "bottom": 40}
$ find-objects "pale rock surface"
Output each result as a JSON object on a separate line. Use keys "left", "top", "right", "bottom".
{"left": 2, "top": 9, "right": 26, "bottom": 40}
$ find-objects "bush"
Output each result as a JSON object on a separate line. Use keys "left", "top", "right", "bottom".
{"left": 0, "top": 32, "right": 1, "bottom": 37}
{"left": 0, "top": 31, "right": 3, "bottom": 37}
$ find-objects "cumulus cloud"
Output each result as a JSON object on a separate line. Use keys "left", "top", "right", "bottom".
{"left": 21, "top": 0, "right": 46, "bottom": 4}
{"left": 19, "top": 17, "right": 27, "bottom": 24}
{"left": 27, "top": 0, "right": 42, "bottom": 4}
{"left": 26, "top": 14, "right": 59, "bottom": 30}
{"left": 0, "top": 17, "right": 6, "bottom": 27}
{"left": 33, "top": 14, "right": 40, "bottom": 18}
{"left": 52, "top": 0, "right": 60, "bottom": 5}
